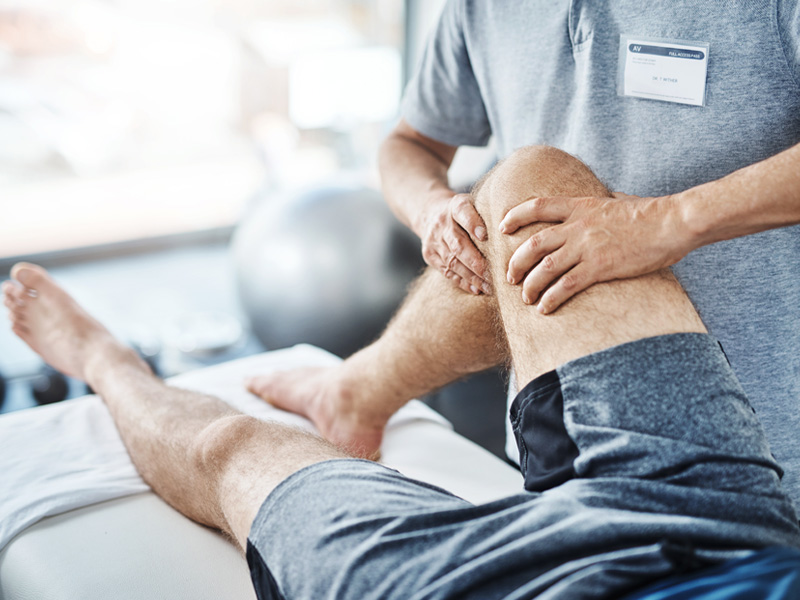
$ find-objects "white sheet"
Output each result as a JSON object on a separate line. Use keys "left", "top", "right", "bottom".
{"left": 0, "top": 344, "right": 449, "bottom": 552}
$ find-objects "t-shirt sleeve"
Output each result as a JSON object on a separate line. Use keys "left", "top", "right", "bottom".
{"left": 777, "top": 0, "right": 800, "bottom": 91}
{"left": 401, "top": 0, "right": 491, "bottom": 147}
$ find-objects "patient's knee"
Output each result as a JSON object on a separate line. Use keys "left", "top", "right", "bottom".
{"left": 472, "top": 145, "right": 609, "bottom": 229}
{"left": 194, "top": 414, "right": 262, "bottom": 478}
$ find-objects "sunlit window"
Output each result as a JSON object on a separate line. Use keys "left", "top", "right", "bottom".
{"left": 0, "top": 0, "right": 404, "bottom": 259}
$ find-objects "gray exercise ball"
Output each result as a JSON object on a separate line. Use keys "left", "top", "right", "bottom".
{"left": 232, "top": 185, "right": 424, "bottom": 358}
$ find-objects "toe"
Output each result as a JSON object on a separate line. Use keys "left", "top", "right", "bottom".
{"left": 245, "top": 376, "right": 273, "bottom": 401}
{"left": 3, "top": 295, "right": 20, "bottom": 312}
{"left": 11, "top": 322, "right": 30, "bottom": 338}
{"left": 11, "top": 262, "right": 51, "bottom": 290}
{"left": 2, "top": 281, "right": 26, "bottom": 306}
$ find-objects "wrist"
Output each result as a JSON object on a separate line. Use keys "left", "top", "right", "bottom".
{"left": 411, "top": 188, "right": 456, "bottom": 239}
{"left": 673, "top": 184, "right": 724, "bottom": 250}
{"left": 664, "top": 191, "right": 705, "bottom": 254}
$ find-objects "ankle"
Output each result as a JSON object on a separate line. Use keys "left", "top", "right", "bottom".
{"left": 83, "top": 341, "right": 152, "bottom": 392}
{"left": 332, "top": 352, "right": 400, "bottom": 431}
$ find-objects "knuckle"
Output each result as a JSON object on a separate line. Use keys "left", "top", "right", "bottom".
{"left": 560, "top": 273, "right": 579, "bottom": 290}
{"left": 530, "top": 197, "right": 545, "bottom": 212}
{"left": 541, "top": 253, "right": 557, "bottom": 272}
{"left": 573, "top": 218, "right": 590, "bottom": 233}
{"left": 528, "top": 235, "right": 541, "bottom": 251}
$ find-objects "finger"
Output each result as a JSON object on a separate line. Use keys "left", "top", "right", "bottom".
{"left": 447, "top": 257, "right": 490, "bottom": 295}
{"left": 507, "top": 227, "right": 566, "bottom": 284}
{"left": 450, "top": 194, "right": 488, "bottom": 242}
{"left": 521, "top": 247, "right": 578, "bottom": 305}
{"left": 452, "top": 273, "right": 472, "bottom": 294}
{"left": 499, "top": 197, "right": 573, "bottom": 233}
{"left": 422, "top": 242, "right": 446, "bottom": 271}
{"left": 537, "top": 263, "right": 595, "bottom": 315}
{"left": 443, "top": 226, "right": 490, "bottom": 282}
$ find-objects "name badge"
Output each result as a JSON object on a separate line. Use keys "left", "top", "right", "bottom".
{"left": 618, "top": 35, "right": 709, "bottom": 106}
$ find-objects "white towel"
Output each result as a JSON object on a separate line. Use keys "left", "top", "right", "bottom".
{"left": 0, "top": 344, "right": 449, "bottom": 552}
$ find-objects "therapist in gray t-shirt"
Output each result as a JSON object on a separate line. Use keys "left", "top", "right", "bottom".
{"left": 379, "top": 1, "right": 800, "bottom": 506}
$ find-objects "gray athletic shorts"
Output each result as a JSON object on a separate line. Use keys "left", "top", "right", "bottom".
{"left": 246, "top": 334, "right": 800, "bottom": 600}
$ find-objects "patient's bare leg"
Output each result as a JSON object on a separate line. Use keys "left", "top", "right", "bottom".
{"left": 472, "top": 145, "right": 706, "bottom": 384}
{"left": 3, "top": 264, "right": 348, "bottom": 550}
{"left": 247, "top": 267, "right": 505, "bottom": 458}
{"left": 249, "top": 147, "right": 708, "bottom": 456}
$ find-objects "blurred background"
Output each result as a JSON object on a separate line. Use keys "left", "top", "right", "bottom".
{"left": 0, "top": 0, "right": 505, "bottom": 457}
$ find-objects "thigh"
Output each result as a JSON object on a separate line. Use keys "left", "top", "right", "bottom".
{"left": 244, "top": 459, "right": 780, "bottom": 600}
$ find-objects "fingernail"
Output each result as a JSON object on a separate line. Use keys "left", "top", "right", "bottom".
{"left": 522, "top": 293, "right": 531, "bottom": 304}
{"left": 470, "top": 285, "right": 480, "bottom": 295}
{"left": 481, "top": 282, "right": 492, "bottom": 294}
{"left": 507, "top": 273, "right": 514, "bottom": 284}
{"left": 499, "top": 223, "right": 507, "bottom": 233}
{"left": 475, "top": 226, "right": 487, "bottom": 241}
{"left": 537, "top": 303, "right": 547, "bottom": 314}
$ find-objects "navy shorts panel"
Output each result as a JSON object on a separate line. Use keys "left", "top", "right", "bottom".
{"left": 509, "top": 370, "right": 579, "bottom": 492}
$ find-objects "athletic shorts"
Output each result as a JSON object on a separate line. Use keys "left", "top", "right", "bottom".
{"left": 246, "top": 333, "right": 800, "bottom": 600}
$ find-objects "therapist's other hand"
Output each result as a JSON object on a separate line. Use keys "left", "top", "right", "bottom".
{"left": 421, "top": 193, "right": 492, "bottom": 295}
{"left": 500, "top": 193, "right": 692, "bottom": 313}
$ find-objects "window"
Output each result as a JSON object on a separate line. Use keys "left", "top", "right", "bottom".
{"left": 0, "top": 0, "right": 404, "bottom": 260}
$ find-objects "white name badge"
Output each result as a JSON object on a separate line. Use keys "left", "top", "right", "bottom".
{"left": 618, "top": 35, "right": 709, "bottom": 106}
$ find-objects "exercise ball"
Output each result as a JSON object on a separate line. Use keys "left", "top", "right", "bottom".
{"left": 232, "top": 185, "right": 424, "bottom": 358}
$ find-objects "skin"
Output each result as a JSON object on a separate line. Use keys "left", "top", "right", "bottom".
{"left": 379, "top": 119, "right": 491, "bottom": 295}
{"left": 500, "top": 141, "right": 800, "bottom": 314}
{"left": 382, "top": 121, "right": 800, "bottom": 315}
{"left": 2, "top": 263, "right": 349, "bottom": 550}
{"left": 3, "top": 146, "right": 706, "bottom": 562}
{"left": 250, "top": 145, "right": 706, "bottom": 455}
{"left": 247, "top": 267, "right": 505, "bottom": 460}
{"left": 251, "top": 121, "right": 799, "bottom": 458}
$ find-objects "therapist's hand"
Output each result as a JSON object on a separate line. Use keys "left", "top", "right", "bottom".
{"left": 500, "top": 193, "right": 693, "bottom": 313}
{"left": 420, "top": 192, "right": 492, "bottom": 295}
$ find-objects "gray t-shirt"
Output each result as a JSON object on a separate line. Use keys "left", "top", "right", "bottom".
{"left": 402, "top": 0, "right": 800, "bottom": 506}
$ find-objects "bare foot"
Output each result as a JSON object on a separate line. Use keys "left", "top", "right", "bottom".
{"left": 246, "top": 367, "right": 386, "bottom": 460}
{"left": 2, "top": 263, "right": 145, "bottom": 385}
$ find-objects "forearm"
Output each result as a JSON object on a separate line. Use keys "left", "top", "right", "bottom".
{"left": 338, "top": 268, "right": 505, "bottom": 425}
{"left": 379, "top": 120, "right": 457, "bottom": 236}
{"left": 680, "top": 142, "right": 800, "bottom": 247}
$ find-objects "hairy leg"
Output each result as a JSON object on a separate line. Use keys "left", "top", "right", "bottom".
{"left": 247, "top": 267, "right": 506, "bottom": 458}
{"left": 472, "top": 146, "right": 706, "bottom": 384}
{"left": 3, "top": 264, "right": 348, "bottom": 550}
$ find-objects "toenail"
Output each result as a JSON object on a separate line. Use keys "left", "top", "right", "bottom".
{"left": 26, "top": 289, "right": 38, "bottom": 298}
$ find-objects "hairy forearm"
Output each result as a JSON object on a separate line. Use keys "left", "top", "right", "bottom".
{"left": 379, "top": 121, "right": 457, "bottom": 236}
{"left": 338, "top": 269, "right": 505, "bottom": 424}
{"left": 680, "top": 142, "right": 800, "bottom": 247}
